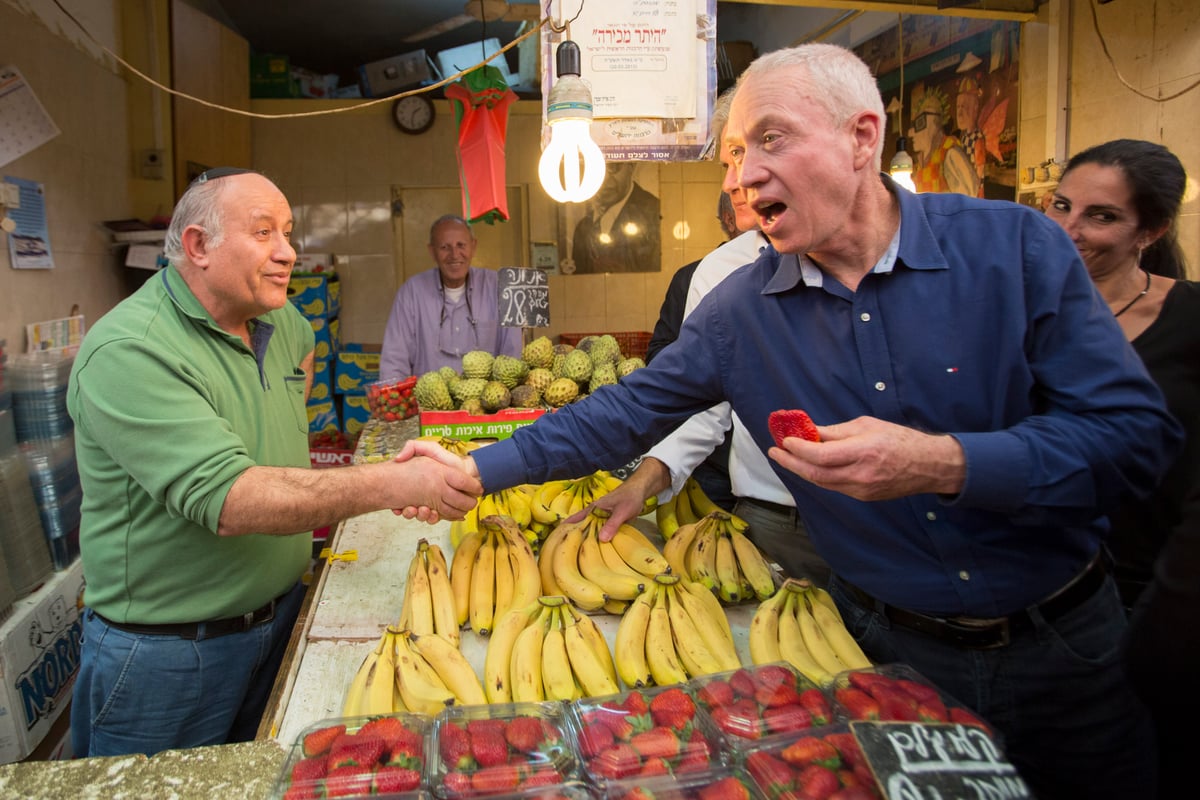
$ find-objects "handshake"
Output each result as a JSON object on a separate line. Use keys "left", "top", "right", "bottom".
{"left": 386, "top": 438, "right": 485, "bottom": 524}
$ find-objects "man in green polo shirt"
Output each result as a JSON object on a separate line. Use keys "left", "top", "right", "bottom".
{"left": 67, "top": 168, "right": 481, "bottom": 758}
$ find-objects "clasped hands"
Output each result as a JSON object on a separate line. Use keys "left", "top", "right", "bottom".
{"left": 389, "top": 439, "right": 482, "bottom": 523}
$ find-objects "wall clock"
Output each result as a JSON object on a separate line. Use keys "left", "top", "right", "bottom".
{"left": 392, "top": 94, "right": 435, "bottom": 135}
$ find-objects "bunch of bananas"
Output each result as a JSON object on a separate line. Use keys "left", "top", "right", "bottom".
{"left": 449, "top": 515, "right": 542, "bottom": 636}
{"left": 748, "top": 578, "right": 872, "bottom": 685}
{"left": 531, "top": 470, "right": 653, "bottom": 529}
{"left": 537, "top": 509, "right": 670, "bottom": 614}
{"left": 416, "top": 434, "right": 478, "bottom": 457}
{"left": 614, "top": 574, "right": 741, "bottom": 688}
{"left": 449, "top": 485, "right": 546, "bottom": 549}
{"left": 663, "top": 511, "right": 777, "bottom": 604}
{"left": 341, "top": 625, "right": 487, "bottom": 717}
{"left": 396, "top": 539, "right": 459, "bottom": 647}
{"left": 656, "top": 475, "right": 734, "bottom": 539}
{"left": 484, "top": 595, "right": 621, "bottom": 704}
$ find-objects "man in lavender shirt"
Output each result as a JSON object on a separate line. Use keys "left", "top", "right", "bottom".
{"left": 380, "top": 215, "right": 522, "bottom": 380}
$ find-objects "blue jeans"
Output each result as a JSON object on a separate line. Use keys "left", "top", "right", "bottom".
{"left": 829, "top": 573, "right": 1155, "bottom": 800}
{"left": 70, "top": 581, "right": 306, "bottom": 757}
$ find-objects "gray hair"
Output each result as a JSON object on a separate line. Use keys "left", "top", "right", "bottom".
{"left": 429, "top": 214, "right": 471, "bottom": 243}
{"left": 703, "top": 87, "right": 737, "bottom": 161}
{"left": 738, "top": 43, "right": 886, "bottom": 170}
{"left": 163, "top": 179, "right": 229, "bottom": 266}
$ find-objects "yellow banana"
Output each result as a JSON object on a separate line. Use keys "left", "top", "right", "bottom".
{"left": 662, "top": 520, "right": 701, "bottom": 576}
{"left": 578, "top": 523, "right": 644, "bottom": 601}
{"left": 505, "top": 487, "right": 533, "bottom": 529}
{"left": 727, "top": 511, "right": 750, "bottom": 532}
{"left": 449, "top": 530, "right": 484, "bottom": 628}
{"left": 403, "top": 541, "right": 435, "bottom": 635}
{"left": 449, "top": 519, "right": 467, "bottom": 550}
{"left": 407, "top": 630, "right": 487, "bottom": 705}
{"left": 531, "top": 481, "right": 564, "bottom": 525}
{"left": 714, "top": 531, "right": 743, "bottom": 604}
{"left": 425, "top": 542, "right": 459, "bottom": 647}
{"left": 341, "top": 640, "right": 378, "bottom": 717}
{"left": 495, "top": 516, "right": 542, "bottom": 615}
{"left": 538, "top": 522, "right": 569, "bottom": 596}
{"left": 614, "top": 585, "right": 654, "bottom": 689}
{"left": 674, "top": 579, "right": 740, "bottom": 671}
{"left": 541, "top": 607, "right": 578, "bottom": 701}
{"left": 610, "top": 523, "right": 670, "bottom": 577}
{"left": 646, "top": 582, "right": 689, "bottom": 687}
{"left": 807, "top": 583, "right": 845, "bottom": 625}
{"left": 551, "top": 520, "right": 608, "bottom": 611}
{"left": 778, "top": 588, "right": 833, "bottom": 685}
{"left": 510, "top": 603, "right": 552, "bottom": 702}
{"left": 728, "top": 524, "right": 777, "bottom": 601}
{"left": 549, "top": 481, "right": 581, "bottom": 519}
{"left": 477, "top": 491, "right": 500, "bottom": 521}
{"left": 562, "top": 606, "right": 620, "bottom": 697}
{"left": 597, "top": 470, "right": 624, "bottom": 494}
{"left": 664, "top": 582, "right": 725, "bottom": 678}
{"left": 599, "top": 536, "right": 648, "bottom": 582}
{"left": 394, "top": 632, "right": 457, "bottom": 714}
{"left": 748, "top": 584, "right": 788, "bottom": 665}
{"left": 685, "top": 518, "right": 720, "bottom": 590}
{"left": 679, "top": 575, "right": 734, "bottom": 645}
{"left": 795, "top": 588, "right": 848, "bottom": 677}
{"left": 685, "top": 476, "right": 725, "bottom": 517}
{"left": 569, "top": 482, "right": 591, "bottom": 517}
{"left": 656, "top": 492, "right": 680, "bottom": 539}
{"left": 490, "top": 523, "right": 515, "bottom": 624}
{"left": 361, "top": 626, "right": 400, "bottom": 716}
{"left": 483, "top": 600, "right": 542, "bottom": 704}
{"left": 603, "top": 598, "right": 631, "bottom": 614}
{"left": 469, "top": 529, "right": 497, "bottom": 635}
{"left": 807, "top": 590, "right": 872, "bottom": 670}
{"left": 674, "top": 482, "right": 697, "bottom": 525}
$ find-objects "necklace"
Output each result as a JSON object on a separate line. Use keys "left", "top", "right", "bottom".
{"left": 1112, "top": 269, "right": 1151, "bottom": 318}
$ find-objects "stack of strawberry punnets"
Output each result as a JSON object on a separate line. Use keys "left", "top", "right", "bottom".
{"left": 607, "top": 767, "right": 758, "bottom": 800}
{"left": 744, "top": 726, "right": 882, "bottom": 800}
{"left": 692, "top": 663, "right": 836, "bottom": 746}
{"left": 567, "top": 686, "right": 725, "bottom": 787}
{"left": 831, "top": 665, "right": 989, "bottom": 729}
{"left": 366, "top": 376, "right": 418, "bottom": 422}
{"left": 432, "top": 704, "right": 575, "bottom": 797}
{"left": 278, "top": 714, "right": 428, "bottom": 800}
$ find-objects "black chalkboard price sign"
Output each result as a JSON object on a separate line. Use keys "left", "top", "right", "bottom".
{"left": 851, "top": 721, "right": 1033, "bottom": 799}
{"left": 497, "top": 267, "right": 549, "bottom": 328}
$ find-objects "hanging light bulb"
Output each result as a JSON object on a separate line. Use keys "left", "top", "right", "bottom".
{"left": 890, "top": 135, "right": 916, "bottom": 192}
{"left": 538, "top": 40, "right": 606, "bottom": 204}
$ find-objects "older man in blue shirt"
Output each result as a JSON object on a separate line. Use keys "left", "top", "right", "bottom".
{"left": 462, "top": 44, "right": 1179, "bottom": 798}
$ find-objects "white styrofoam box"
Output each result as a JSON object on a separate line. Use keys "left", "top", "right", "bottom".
{"left": 0, "top": 560, "right": 84, "bottom": 764}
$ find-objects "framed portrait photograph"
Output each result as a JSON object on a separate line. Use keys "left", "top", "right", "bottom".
{"left": 557, "top": 161, "right": 662, "bottom": 274}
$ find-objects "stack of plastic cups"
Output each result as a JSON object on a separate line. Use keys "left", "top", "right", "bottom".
{"left": 0, "top": 346, "right": 51, "bottom": 605}
{"left": 10, "top": 351, "right": 81, "bottom": 570}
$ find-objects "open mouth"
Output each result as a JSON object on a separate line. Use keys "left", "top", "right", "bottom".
{"left": 755, "top": 201, "right": 787, "bottom": 228}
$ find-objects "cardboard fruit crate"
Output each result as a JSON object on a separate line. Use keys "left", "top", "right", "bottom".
{"left": 558, "top": 332, "right": 651, "bottom": 361}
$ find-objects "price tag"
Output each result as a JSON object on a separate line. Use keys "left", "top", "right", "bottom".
{"left": 497, "top": 267, "right": 549, "bottom": 328}
{"left": 851, "top": 721, "right": 1033, "bottom": 799}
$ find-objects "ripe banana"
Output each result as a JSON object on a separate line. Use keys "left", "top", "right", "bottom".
{"left": 645, "top": 582, "right": 689, "bottom": 686}
{"left": 806, "top": 588, "right": 871, "bottom": 670}
{"left": 748, "top": 584, "right": 788, "bottom": 665}
{"left": 407, "top": 630, "right": 487, "bottom": 705}
{"left": 510, "top": 603, "right": 552, "bottom": 702}
{"left": 777, "top": 588, "right": 833, "bottom": 685}
{"left": 663, "top": 519, "right": 701, "bottom": 576}
{"left": 341, "top": 639, "right": 378, "bottom": 717}
{"left": 483, "top": 600, "right": 542, "bottom": 703}
{"left": 401, "top": 541, "right": 435, "bottom": 635}
{"left": 449, "top": 530, "right": 484, "bottom": 628}
{"left": 673, "top": 578, "right": 740, "bottom": 671}
{"left": 795, "top": 587, "right": 848, "bottom": 677}
{"left": 550, "top": 519, "right": 608, "bottom": 611}
{"left": 578, "top": 522, "right": 644, "bottom": 601}
{"left": 598, "top": 536, "right": 648, "bottom": 582}
{"left": 540, "top": 607, "right": 579, "bottom": 701}
{"left": 656, "top": 492, "right": 680, "bottom": 539}
{"left": 664, "top": 580, "right": 726, "bottom": 678}
{"left": 356, "top": 626, "right": 399, "bottom": 716}
{"left": 685, "top": 518, "right": 720, "bottom": 590}
{"left": 469, "top": 528, "right": 497, "bottom": 635}
{"left": 537, "top": 522, "right": 569, "bottom": 596}
{"left": 493, "top": 516, "right": 542, "bottom": 617}
{"left": 728, "top": 524, "right": 777, "bottom": 601}
{"left": 678, "top": 574, "right": 734, "bottom": 645}
{"left": 549, "top": 481, "right": 582, "bottom": 519}
{"left": 490, "top": 523, "right": 515, "bottom": 623}
{"left": 610, "top": 523, "right": 670, "bottom": 577}
{"left": 684, "top": 476, "right": 723, "bottom": 518}
{"left": 807, "top": 583, "right": 844, "bottom": 625}
{"left": 394, "top": 631, "right": 457, "bottom": 714}
{"left": 614, "top": 584, "right": 654, "bottom": 689}
{"left": 425, "top": 542, "right": 459, "bottom": 647}
{"left": 673, "top": 482, "right": 698, "bottom": 525}
{"left": 562, "top": 605, "right": 620, "bottom": 697}
{"left": 714, "top": 531, "right": 743, "bottom": 604}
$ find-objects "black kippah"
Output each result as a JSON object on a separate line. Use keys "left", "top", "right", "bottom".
{"left": 192, "top": 167, "right": 256, "bottom": 186}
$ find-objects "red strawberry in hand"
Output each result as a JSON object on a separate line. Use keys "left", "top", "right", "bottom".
{"left": 768, "top": 409, "right": 821, "bottom": 447}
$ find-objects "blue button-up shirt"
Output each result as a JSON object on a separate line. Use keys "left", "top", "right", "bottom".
{"left": 475, "top": 185, "right": 1182, "bottom": 617}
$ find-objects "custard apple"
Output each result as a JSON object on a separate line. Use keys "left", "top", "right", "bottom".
{"left": 461, "top": 350, "right": 494, "bottom": 380}
{"left": 413, "top": 371, "right": 453, "bottom": 411}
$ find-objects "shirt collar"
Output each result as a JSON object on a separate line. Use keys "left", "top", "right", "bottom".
{"left": 160, "top": 264, "right": 268, "bottom": 348}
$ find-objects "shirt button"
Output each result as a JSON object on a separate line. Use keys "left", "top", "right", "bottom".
{"left": 958, "top": 570, "right": 970, "bottom": 581}
{"left": 926, "top": 511, "right": 937, "bottom": 521}
{"left": 860, "top": 312, "right": 871, "bottom": 322}
{"left": 874, "top": 381, "right": 886, "bottom": 391}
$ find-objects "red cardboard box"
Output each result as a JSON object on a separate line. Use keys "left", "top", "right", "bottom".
{"left": 419, "top": 408, "right": 545, "bottom": 441}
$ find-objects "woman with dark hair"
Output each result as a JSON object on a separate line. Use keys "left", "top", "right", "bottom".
{"left": 1048, "top": 139, "right": 1200, "bottom": 795}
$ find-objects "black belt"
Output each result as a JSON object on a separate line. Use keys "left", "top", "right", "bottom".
{"left": 837, "top": 554, "right": 1109, "bottom": 650}
{"left": 96, "top": 591, "right": 285, "bottom": 640}
{"left": 738, "top": 496, "right": 797, "bottom": 517}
